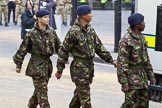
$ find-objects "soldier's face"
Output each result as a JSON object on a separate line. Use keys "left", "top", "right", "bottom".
{"left": 137, "top": 21, "right": 145, "bottom": 31}
{"left": 83, "top": 12, "right": 93, "bottom": 22}
{"left": 39, "top": 15, "right": 49, "bottom": 25}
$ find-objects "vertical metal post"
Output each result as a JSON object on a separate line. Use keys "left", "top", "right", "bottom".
{"left": 70, "top": 0, "right": 78, "bottom": 26}
{"left": 114, "top": 0, "right": 121, "bottom": 52}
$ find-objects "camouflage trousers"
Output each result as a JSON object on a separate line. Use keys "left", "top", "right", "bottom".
{"left": 15, "top": 5, "right": 25, "bottom": 22}
{"left": 0, "top": 6, "right": 8, "bottom": 23}
{"left": 63, "top": 3, "right": 72, "bottom": 22}
{"left": 121, "top": 88, "right": 149, "bottom": 108}
{"left": 56, "top": 5, "right": 64, "bottom": 22}
{"left": 69, "top": 81, "right": 92, "bottom": 108}
{"left": 28, "top": 77, "right": 50, "bottom": 108}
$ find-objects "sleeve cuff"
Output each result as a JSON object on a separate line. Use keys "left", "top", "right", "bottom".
{"left": 16, "top": 63, "right": 22, "bottom": 69}
{"left": 122, "top": 83, "right": 129, "bottom": 88}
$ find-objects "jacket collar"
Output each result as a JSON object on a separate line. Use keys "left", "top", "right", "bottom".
{"left": 127, "top": 27, "right": 143, "bottom": 40}
{"left": 34, "top": 22, "right": 51, "bottom": 34}
{"left": 74, "top": 18, "right": 91, "bottom": 32}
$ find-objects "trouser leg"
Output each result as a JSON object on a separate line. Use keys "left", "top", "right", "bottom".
{"left": 0, "top": 6, "right": 3, "bottom": 24}
{"left": 8, "top": 7, "right": 11, "bottom": 22}
{"left": 69, "top": 81, "right": 91, "bottom": 108}
{"left": 69, "top": 88, "right": 81, "bottom": 108}
{"left": 13, "top": 8, "right": 15, "bottom": 22}
{"left": 28, "top": 89, "right": 38, "bottom": 108}
{"left": 29, "top": 77, "right": 50, "bottom": 108}
{"left": 138, "top": 88, "right": 149, "bottom": 108}
{"left": 121, "top": 88, "right": 149, "bottom": 108}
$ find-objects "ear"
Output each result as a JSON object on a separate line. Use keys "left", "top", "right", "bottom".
{"left": 37, "top": 17, "right": 41, "bottom": 21}
{"left": 136, "top": 24, "right": 140, "bottom": 27}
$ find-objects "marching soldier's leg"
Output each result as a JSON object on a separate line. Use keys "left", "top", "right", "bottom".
{"left": 69, "top": 88, "right": 81, "bottom": 108}
{"left": 15, "top": 5, "right": 20, "bottom": 25}
{"left": 32, "top": 77, "right": 50, "bottom": 108}
{"left": 20, "top": 5, "right": 25, "bottom": 14}
{"left": 28, "top": 89, "right": 38, "bottom": 108}
{"left": 60, "top": 7, "right": 65, "bottom": 25}
{"left": 0, "top": 6, "right": 2, "bottom": 25}
{"left": 139, "top": 88, "right": 149, "bottom": 108}
{"left": 63, "top": 4, "right": 68, "bottom": 26}
{"left": 121, "top": 89, "right": 139, "bottom": 108}
{"left": 75, "top": 81, "right": 91, "bottom": 108}
{"left": 4, "top": 6, "right": 9, "bottom": 26}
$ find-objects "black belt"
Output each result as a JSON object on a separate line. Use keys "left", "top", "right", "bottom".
{"left": 31, "top": 54, "right": 50, "bottom": 60}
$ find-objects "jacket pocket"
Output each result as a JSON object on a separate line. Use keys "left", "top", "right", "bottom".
{"left": 33, "top": 59, "right": 48, "bottom": 77}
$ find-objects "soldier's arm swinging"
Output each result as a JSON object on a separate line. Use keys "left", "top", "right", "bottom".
{"left": 13, "top": 33, "right": 31, "bottom": 73}
{"left": 55, "top": 31, "right": 74, "bottom": 79}
{"left": 117, "top": 42, "right": 130, "bottom": 92}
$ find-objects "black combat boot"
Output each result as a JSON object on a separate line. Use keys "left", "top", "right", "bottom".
{"left": 14, "top": 21, "right": 17, "bottom": 25}
{"left": 5, "top": 23, "right": 9, "bottom": 26}
{"left": 64, "top": 21, "right": 67, "bottom": 26}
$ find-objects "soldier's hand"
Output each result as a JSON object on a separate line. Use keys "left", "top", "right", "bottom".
{"left": 65, "top": 61, "right": 69, "bottom": 64}
{"left": 121, "top": 86, "right": 129, "bottom": 92}
{"left": 33, "top": 15, "right": 37, "bottom": 20}
{"left": 111, "top": 60, "right": 118, "bottom": 68}
{"left": 55, "top": 72, "right": 62, "bottom": 79}
{"left": 16, "top": 68, "right": 21, "bottom": 73}
{"left": 150, "top": 78, "right": 156, "bottom": 85}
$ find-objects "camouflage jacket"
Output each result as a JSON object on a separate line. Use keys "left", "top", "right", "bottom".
{"left": 57, "top": 19, "right": 113, "bottom": 82}
{"left": 15, "top": 0, "right": 26, "bottom": 6}
{"left": 0, "top": 0, "right": 8, "bottom": 6}
{"left": 13, "top": 22, "right": 61, "bottom": 78}
{"left": 117, "top": 28, "right": 155, "bottom": 89}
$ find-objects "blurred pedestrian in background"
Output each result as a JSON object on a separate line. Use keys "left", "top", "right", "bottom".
{"left": 39, "top": 0, "right": 57, "bottom": 29}
{"left": 21, "top": 0, "right": 36, "bottom": 39}
{"left": 101, "top": 0, "right": 107, "bottom": 10}
{"left": 56, "top": 0, "right": 65, "bottom": 25}
{"left": 33, "top": 0, "right": 39, "bottom": 12}
{"left": 8, "top": 0, "right": 16, "bottom": 24}
{"left": 131, "top": 0, "right": 135, "bottom": 14}
{"left": 15, "top": 0, "right": 26, "bottom": 25}
{"left": 63, "top": 0, "right": 72, "bottom": 26}
{"left": 0, "top": 0, "right": 9, "bottom": 26}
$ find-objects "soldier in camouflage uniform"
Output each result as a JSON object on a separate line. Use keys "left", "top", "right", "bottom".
{"left": 63, "top": 0, "right": 72, "bottom": 26}
{"left": 0, "top": 0, "right": 9, "bottom": 26}
{"left": 56, "top": 0, "right": 65, "bottom": 25}
{"left": 13, "top": 9, "right": 61, "bottom": 108}
{"left": 33, "top": 0, "right": 39, "bottom": 12}
{"left": 15, "top": 0, "right": 26, "bottom": 25}
{"left": 117, "top": 13, "right": 156, "bottom": 108}
{"left": 55, "top": 5, "right": 117, "bottom": 108}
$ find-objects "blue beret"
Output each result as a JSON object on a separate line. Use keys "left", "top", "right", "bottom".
{"left": 128, "top": 13, "right": 144, "bottom": 26}
{"left": 76, "top": 5, "right": 91, "bottom": 16}
{"left": 36, "top": 9, "right": 49, "bottom": 17}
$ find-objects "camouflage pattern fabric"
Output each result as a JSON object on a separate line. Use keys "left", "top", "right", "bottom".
{"left": 69, "top": 83, "right": 91, "bottom": 108}
{"left": 15, "top": 0, "right": 26, "bottom": 23}
{"left": 0, "top": 0, "right": 8, "bottom": 23}
{"left": 117, "top": 28, "right": 155, "bottom": 108}
{"left": 57, "top": 19, "right": 113, "bottom": 108}
{"left": 13, "top": 22, "right": 61, "bottom": 107}
{"left": 121, "top": 88, "right": 149, "bottom": 108}
{"left": 13, "top": 22, "right": 61, "bottom": 78}
{"left": 28, "top": 77, "right": 50, "bottom": 108}
{"left": 63, "top": 0, "right": 72, "bottom": 22}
